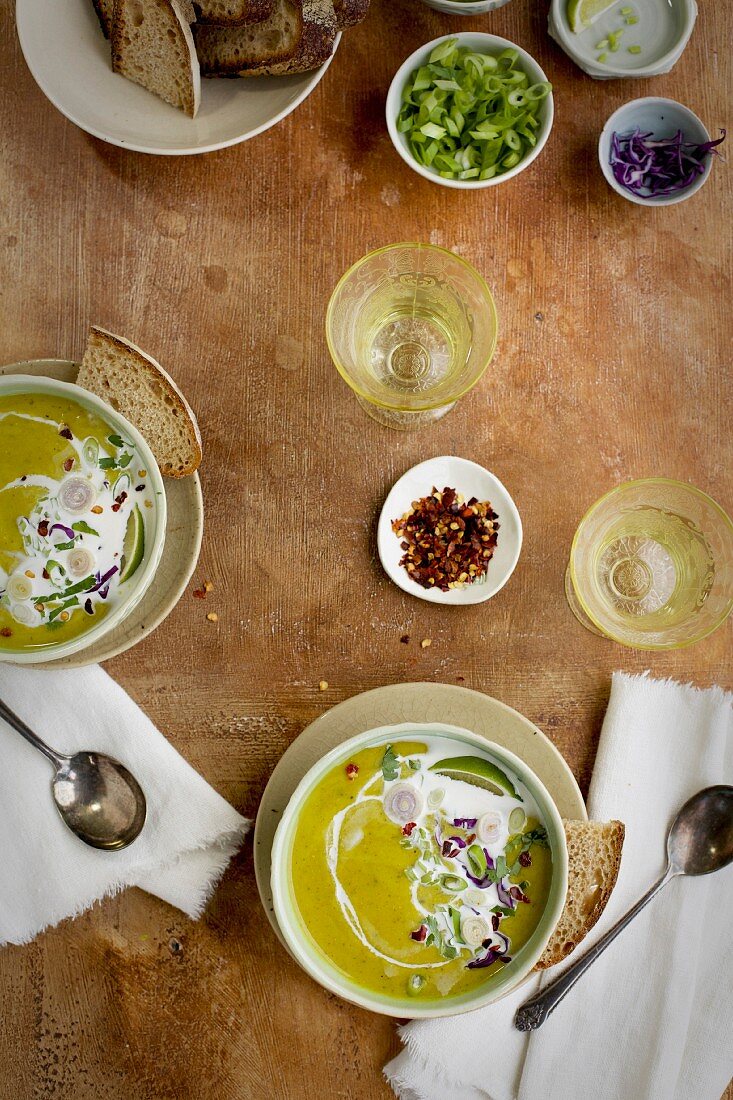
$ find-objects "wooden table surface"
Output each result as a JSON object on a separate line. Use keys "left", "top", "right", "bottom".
{"left": 0, "top": 0, "right": 730, "bottom": 1096}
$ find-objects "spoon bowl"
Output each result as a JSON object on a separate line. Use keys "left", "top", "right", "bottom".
{"left": 0, "top": 698, "right": 146, "bottom": 851}
{"left": 668, "top": 785, "right": 733, "bottom": 876}
{"left": 52, "top": 751, "right": 147, "bottom": 851}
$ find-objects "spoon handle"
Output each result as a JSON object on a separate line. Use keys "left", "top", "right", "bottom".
{"left": 0, "top": 699, "right": 64, "bottom": 768}
{"left": 514, "top": 868, "right": 674, "bottom": 1031}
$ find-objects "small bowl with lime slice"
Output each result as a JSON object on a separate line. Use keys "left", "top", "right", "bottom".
{"left": 418, "top": 0, "right": 513, "bottom": 15}
{"left": 550, "top": 0, "right": 696, "bottom": 79}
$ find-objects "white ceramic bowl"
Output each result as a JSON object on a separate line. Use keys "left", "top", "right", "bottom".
{"left": 0, "top": 375, "right": 167, "bottom": 664}
{"left": 385, "top": 33, "right": 554, "bottom": 190}
{"left": 599, "top": 97, "right": 715, "bottom": 207}
{"left": 271, "top": 721, "right": 568, "bottom": 1018}
{"left": 549, "top": 0, "right": 696, "bottom": 80}
{"left": 377, "top": 456, "right": 522, "bottom": 605}
{"left": 420, "top": 0, "right": 512, "bottom": 15}
{"left": 15, "top": 0, "right": 340, "bottom": 156}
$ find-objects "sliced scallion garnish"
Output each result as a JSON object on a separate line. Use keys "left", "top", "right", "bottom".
{"left": 397, "top": 39, "right": 551, "bottom": 183}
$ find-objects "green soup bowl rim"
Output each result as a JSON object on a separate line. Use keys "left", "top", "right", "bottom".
{"left": 271, "top": 721, "right": 569, "bottom": 1018}
{"left": 0, "top": 374, "right": 167, "bottom": 665}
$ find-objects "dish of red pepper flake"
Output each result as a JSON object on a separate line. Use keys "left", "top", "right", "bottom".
{"left": 391, "top": 486, "right": 499, "bottom": 592}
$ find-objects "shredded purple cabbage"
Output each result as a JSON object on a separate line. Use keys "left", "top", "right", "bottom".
{"left": 448, "top": 835, "right": 467, "bottom": 849}
{"left": 49, "top": 522, "right": 75, "bottom": 540}
{"left": 467, "top": 945, "right": 512, "bottom": 970}
{"left": 89, "top": 565, "right": 118, "bottom": 593}
{"left": 453, "top": 817, "right": 477, "bottom": 829}
{"left": 609, "top": 127, "right": 726, "bottom": 197}
{"left": 496, "top": 880, "right": 515, "bottom": 909}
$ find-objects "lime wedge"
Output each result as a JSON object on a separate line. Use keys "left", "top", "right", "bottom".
{"left": 429, "top": 756, "right": 522, "bottom": 801}
{"left": 567, "top": 0, "right": 618, "bottom": 34}
{"left": 119, "top": 506, "right": 145, "bottom": 584}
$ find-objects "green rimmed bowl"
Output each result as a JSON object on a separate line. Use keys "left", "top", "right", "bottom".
{"left": 271, "top": 721, "right": 568, "bottom": 1018}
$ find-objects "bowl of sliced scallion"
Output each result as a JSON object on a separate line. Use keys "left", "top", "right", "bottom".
{"left": 386, "top": 34, "right": 553, "bottom": 189}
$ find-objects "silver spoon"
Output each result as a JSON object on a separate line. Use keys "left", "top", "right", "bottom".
{"left": 0, "top": 698, "right": 146, "bottom": 851}
{"left": 515, "top": 785, "right": 733, "bottom": 1031}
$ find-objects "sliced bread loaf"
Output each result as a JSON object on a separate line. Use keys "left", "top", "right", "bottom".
{"left": 78, "top": 327, "right": 202, "bottom": 478}
{"left": 194, "top": 0, "right": 273, "bottom": 25}
{"left": 111, "top": 0, "right": 201, "bottom": 117}
{"left": 195, "top": 0, "right": 336, "bottom": 76}
{"left": 535, "top": 819, "right": 625, "bottom": 969}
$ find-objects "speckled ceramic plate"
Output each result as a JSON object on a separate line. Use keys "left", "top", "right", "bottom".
{"left": 0, "top": 359, "right": 203, "bottom": 667}
{"left": 254, "top": 682, "right": 586, "bottom": 949}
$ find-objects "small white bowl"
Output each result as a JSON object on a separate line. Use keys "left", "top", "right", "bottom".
{"left": 385, "top": 33, "right": 554, "bottom": 190}
{"left": 377, "top": 456, "right": 522, "bottom": 605}
{"left": 0, "top": 375, "right": 167, "bottom": 665}
{"left": 549, "top": 0, "right": 696, "bottom": 80}
{"left": 599, "top": 97, "right": 715, "bottom": 207}
{"left": 420, "top": 0, "right": 512, "bottom": 15}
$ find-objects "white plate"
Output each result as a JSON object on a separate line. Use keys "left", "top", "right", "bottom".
{"left": 377, "top": 456, "right": 522, "bottom": 605}
{"left": 16, "top": 0, "right": 341, "bottom": 156}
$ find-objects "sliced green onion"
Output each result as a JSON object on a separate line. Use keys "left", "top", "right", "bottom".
{"left": 440, "top": 874, "right": 468, "bottom": 892}
{"left": 628, "top": 45, "right": 642, "bottom": 53}
{"left": 625, "top": 14, "right": 638, "bottom": 23}
{"left": 620, "top": 5, "right": 633, "bottom": 12}
{"left": 397, "top": 42, "right": 551, "bottom": 182}
{"left": 597, "top": 53, "right": 608, "bottom": 63}
{"left": 595, "top": 38, "right": 609, "bottom": 49}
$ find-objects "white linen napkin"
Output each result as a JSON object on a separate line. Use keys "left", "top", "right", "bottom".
{"left": 0, "top": 665, "right": 249, "bottom": 946}
{"left": 386, "top": 672, "right": 733, "bottom": 1100}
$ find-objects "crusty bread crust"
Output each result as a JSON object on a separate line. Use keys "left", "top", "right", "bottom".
{"left": 333, "top": 0, "right": 368, "bottom": 30}
{"left": 194, "top": 0, "right": 273, "bottom": 26}
{"left": 111, "top": 0, "right": 201, "bottom": 118}
{"left": 92, "top": 0, "right": 115, "bottom": 37}
{"left": 78, "top": 326, "right": 202, "bottom": 478}
{"left": 195, "top": 0, "right": 336, "bottom": 76}
{"left": 535, "top": 819, "right": 625, "bottom": 970}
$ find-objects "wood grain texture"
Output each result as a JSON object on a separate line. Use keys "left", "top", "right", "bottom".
{"left": 0, "top": 0, "right": 731, "bottom": 1096}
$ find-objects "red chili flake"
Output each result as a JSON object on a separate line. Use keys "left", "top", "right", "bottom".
{"left": 391, "top": 486, "right": 500, "bottom": 592}
{"left": 509, "top": 885, "right": 530, "bottom": 904}
{"left": 0, "top": 627, "right": 12, "bottom": 637}
{"left": 491, "top": 914, "right": 500, "bottom": 931}
{"left": 410, "top": 925, "right": 427, "bottom": 942}
{"left": 135, "top": 484, "right": 145, "bottom": 492}
{"left": 58, "top": 426, "right": 72, "bottom": 440}
{"left": 345, "top": 763, "right": 359, "bottom": 780}
{"left": 37, "top": 520, "right": 49, "bottom": 537}
{"left": 400, "top": 634, "right": 410, "bottom": 644}
{"left": 518, "top": 851, "right": 532, "bottom": 867}
{"left": 83, "top": 598, "right": 93, "bottom": 615}
{"left": 111, "top": 503, "right": 121, "bottom": 512}
{"left": 192, "top": 587, "right": 207, "bottom": 599}
{"left": 402, "top": 821, "right": 417, "bottom": 836}
{"left": 62, "top": 457, "right": 74, "bottom": 472}
{"left": 42, "top": 568, "right": 50, "bottom": 580}
{"left": 115, "top": 491, "right": 128, "bottom": 505}
{"left": 466, "top": 833, "right": 476, "bottom": 844}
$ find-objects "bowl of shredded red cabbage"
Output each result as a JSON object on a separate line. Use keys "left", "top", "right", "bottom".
{"left": 599, "top": 97, "right": 725, "bottom": 206}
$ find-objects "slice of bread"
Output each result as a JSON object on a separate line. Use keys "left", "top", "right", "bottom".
{"left": 78, "top": 327, "right": 202, "bottom": 479}
{"left": 194, "top": 0, "right": 273, "bottom": 25}
{"left": 93, "top": 0, "right": 195, "bottom": 36}
{"left": 535, "top": 819, "right": 625, "bottom": 970}
{"left": 111, "top": 0, "right": 201, "bottom": 117}
{"left": 333, "top": 0, "right": 368, "bottom": 29}
{"left": 195, "top": 0, "right": 336, "bottom": 76}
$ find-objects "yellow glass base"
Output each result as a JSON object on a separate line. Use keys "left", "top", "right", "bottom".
{"left": 355, "top": 394, "right": 456, "bottom": 431}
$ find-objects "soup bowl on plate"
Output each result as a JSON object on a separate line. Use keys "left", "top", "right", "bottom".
{"left": 0, "top": 374, "right": 166, "bottom": 664}
{"left": 271, "top": 722, "right": 568, "bottom": 1017}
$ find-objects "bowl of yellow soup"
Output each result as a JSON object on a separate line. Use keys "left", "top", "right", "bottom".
{"left": 271, "top": 723, "right": 568, "bottom": 1017}
{"left": 0, "top": 375, "right": 166, "bottom": 664}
